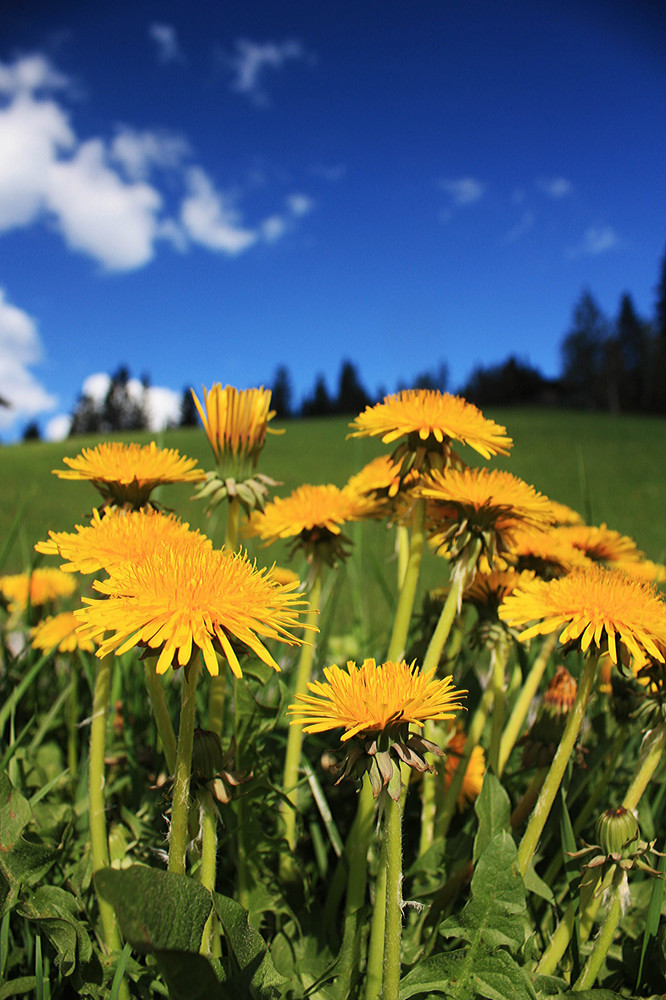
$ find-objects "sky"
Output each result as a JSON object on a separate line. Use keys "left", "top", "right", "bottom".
{"left": 1, "top": 0, "right": 665, "bottom": 441}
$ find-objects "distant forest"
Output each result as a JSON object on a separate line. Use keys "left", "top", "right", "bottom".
{"left": 44, "top": 241, "right": 666, "bottom": 442}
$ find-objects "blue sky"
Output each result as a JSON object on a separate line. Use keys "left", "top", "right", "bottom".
{"left": 1, "top": 0, "right": 664, "bottom": 440}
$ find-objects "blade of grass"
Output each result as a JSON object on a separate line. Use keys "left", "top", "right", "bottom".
{"left": 0, "top": 649, "right": 55, "bottom": 737}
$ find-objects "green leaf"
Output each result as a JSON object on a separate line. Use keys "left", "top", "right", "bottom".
{"left": 399, "top": 948, "right": 536, "bottom": 1000}
{"left": 473, "top": 773, "right": 511, "bottom": 863}
{"left": 16, "top": 885, "right": 92, "bottom": 976}
{"left": 0, "top": 977, "right": 38, "bottom": 999}
{"left": 0, "top": 772, "right": 60, "bottom": 917}
{"left": 94, "top": 865, "right": 212, "bottom": 953}
{"left": 212, "top": 892, "right": 289, "bottom": 999}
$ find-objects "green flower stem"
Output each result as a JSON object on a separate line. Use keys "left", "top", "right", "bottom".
{"left": 207, "top": 667, "right": 227, "bottom": 737}
{"left": 535, "top": 898, "right": 577, "bottom": 977}
{"left": 497, "top": 633, "right": 556, "bottom": 777}
{"left": 144, "top": 661, "right": 177, "bottom": 775}
{"left": 364, "top": 839, "right": 387, "bottom": 1000}
{"left": 234, "top": 676, "right": 252, "bottom": 909}
{"left": 280, "top": 563, "right": 324, "bottom": 870}
{"left": 396, "top": 524, "right": 409, "bottom": 590}
{"left": 621, "top": 725, "right": 666, "bottom": 811}
{"left": 89, "top": 653, "right": 122, "bottom": 954}
{"left": 387, "top": 498, "right": 426, "bottom": 661}
{"left": 517, "top": 653, "right": 598, "bottom": 878}
{"left": 510, "top": 767, "right": 547, "bottom": 829}
{"left": 332, "top": 776, "right": 375, "bottom": 1000}
{"left": 67, "top": 665, "right": 79, "bottom": 780}
{"left": 488, "top": 632, "right": 509, "bottom": 774}
{"left": 573, "top": 879, "right": 624, "bottom": 990}
{"left": 168, "top": 660, "right": 200, "bottom": 875}
{"left": 224, "top": 496, "right": 241, "bottom": 551}
{"left": 199, "top": 787, "right": 221, "bottom": 957}
{"left": 382, "top": 794, "right": 404, "bottom": 1000}
{"left": 436, "top": 682, "right": 494, "bottom": 841}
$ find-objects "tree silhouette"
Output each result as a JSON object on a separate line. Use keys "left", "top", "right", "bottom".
{"left": 301, "top": 373, "right": 333, "bottom": 417}
{"left": 271, "top": 365, "right": 293, "bottom": 419}
{"left": 335, "top": 359, "right": 371, "bottom": 414}
{"left": 560, "top": 290, "right": 609, "bottom": 409}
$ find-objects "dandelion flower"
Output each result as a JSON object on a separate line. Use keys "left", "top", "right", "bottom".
{"left": 76, "top": 533, "right": 313, "bottom": 678}
{"left": 498, "top": 564, "right": 666, "bottom": 665}
{"left": 507, "top": 526, "right": 591, "bottom": 579}
{"left": 346, "top": 453, "right": 419, "bottom": 503}
{"left": 32, "top": 611, "right": 96, "bottom": 653}
{"left": 613, "top": 559, "right": 666, "bottom": 585}
{"left": 288, "top": 658, "right": 466, "bottom": 742}
{"left": 53, "top": 441, "right": 204, "bottom": 507}
{"left": 444, "top": 727, "right": 486, "bottom": 811}
{"left": 191, "top": 383, "right": 276, "bottom": 466}
{"left": 349, "top": 389, "right": 512, "bottom": 460}
{"left": 0, "top": 568, "right": 77, "bottom": 614}
{"left": 559, "top": 523, "right": 643, "bottom": 564}
{"left": 35, "top": 507, "right": 207, "bottom": 575}
{"left": 549, "top": 500, "right": 584, "bottom": 526}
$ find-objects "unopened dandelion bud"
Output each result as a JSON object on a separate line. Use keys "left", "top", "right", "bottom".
{"left": 595, "top": 807, "right": 640, "bottom": 859}
{"left": 192, "top": 728, "right": 225, "bottom": 782}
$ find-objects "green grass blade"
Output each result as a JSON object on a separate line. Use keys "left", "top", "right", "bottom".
{"left": 110, "top": 942, "right": 132, "bottom": 1000}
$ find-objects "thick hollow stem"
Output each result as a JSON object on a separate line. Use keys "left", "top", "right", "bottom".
{"left": 574, "top": 879, "right": 624, "bottom": 990}
{"left": 168, "top": 660, "right": 200, "bottom": 875}
{"left": 89, "top": 653, "right": 122, "bottom": 953}
{"left": 144, "top": 661, "right": 177, "bottom": 775}
{"left": 488, "top": 632, "right": 509, "bottom": 774}
{"left": 517, "top": 653, "right": 598, "bottom": 877}
{"left": 387, "top": 498, "right": 425, "bottom": 662}
{"left": 622, "top": 725, "right": 666, "bottom": 812}
{"left": 382, "top": 795, "right": 404, "bottom": 1000}
{"left": 199, "top": 787, "right": 220, "bottom": 956}
{"left": 364, "top": 839, "right": 387, "bottom": 1000}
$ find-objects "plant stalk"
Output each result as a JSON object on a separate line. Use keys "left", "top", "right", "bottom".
{"left": 382, "top": 794, "right": 404, "bottom": 1000}
{"left": 168, "top": 660, "right": 200, "bottom": 875}
{"left": 387, "top": 498, "right": 425, "bottom": 661}
{"left": 498, "top": 633, "right": 556, "bottom": 776}
{"left": 144, "top": 661, "right": 177, "bottom": 775}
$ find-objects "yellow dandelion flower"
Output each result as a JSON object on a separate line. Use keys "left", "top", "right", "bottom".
{"left": 75, "top": 533, "right": 312, "bottom": 678}
{"left": 191, "top": 383, "right": 277, "bottom": 466}
{"left": 417, "top": 467, "right": 555, "bottom": 567}
{"left": 507, "top": 526, "right": 591, "bottom": 578}
{"left": 498, "top": 564, "right": 666, "bottom": 665}
{"left": 271, "top": 566, "right": 301, "bottom": 587}
{"left": 0, "top": 568, "right": 77, "bottom": 613}
{"left": 444, "top": 727, "right": 486, "bottom": 811}
{"left": 345, "top": 453, "right": 419, "bottom": 503}
{"left": 288, "top": 658, "right": 466, "bottom": 742}
{"left": 35, "top": 507, "right": 208, "bottom": 575}
{"left": 349, "top": 389, "right": 512, "bottom": 460}
{"left": 549, "top": 500, "right": 584, "bottom": 526}
{"left": 613, "top": 558, "right": 666, "bottom": 585}
{"left": 53, "top": 441, "right": 205, "bottom": 507}
{"left": 559, "top": 523, "right": 642, "bottom": 564}
{"left": 32, "top": 611, "right": 96, "bottom": 654}
{"left": 464, "top": 569, "right": 536, "bottom": 609}
{"left": 246, "top": 483, "right": 377, "bottom": 551}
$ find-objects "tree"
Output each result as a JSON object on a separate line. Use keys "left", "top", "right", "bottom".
{"left": 180, "top": 387, "right": 199, "bottom": 427}
{"left": 462, "top": 356, "right": 549, "bottom": 407}
{"left": 271, "top": 365, "right": 293, "bottom": 419}
{"left": 649, "top": 244, "right": 666, "bottom": 413}
{"left": 334, "top": 360, "right": 371, "bottom": 415}
{"left": 103, "top": 365, "right": 147, "bottom": 431}
{"left": 301, "top": 373, "right": 333, "bottom": 417}
{"left": 612, "top": 294, "right": 649, "bottom": 412}
{"left": 22, "top": 420, "right": 41, "bottom": 441}
{"left": 410, "top": 362, "right": 449, "bottom": 394}
{"left": 560, "top": 290, "right": 609, "bottom": 409}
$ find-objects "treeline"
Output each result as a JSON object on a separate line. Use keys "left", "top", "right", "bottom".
{"left": 37, "top": 242, "right": 666, "bottom": 442}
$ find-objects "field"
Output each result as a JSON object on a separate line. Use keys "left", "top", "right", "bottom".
{"left": 2, "top": 403, "right": 666, "bottom": 999}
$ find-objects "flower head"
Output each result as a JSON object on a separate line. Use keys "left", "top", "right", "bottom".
{"left": 245, "top": 483, "right": 377, "bottom": 564}
{"left": 444, "top": 726, "right": 486, "bottom": 811}
{"left": 417, "top": 467, "right": 555, "bottom": 570}
{"left": 345, "top": 453, "right": 419, "bottom": 504}
{"left": 0, "top": 568, "right": 77, "bottom": 614}
{"left": 75, "top": 533, "right": 313, "bottom": 678}
{"left": 506, "top": 526, "right": 591, "bottom": 579}
{"left": 53, "top": 441, "right": 204, "bottom": 508}
{"left": 288, "top": 658, "right": 466, "bottom": 742}
{"left": 35, "top": 507, "right": 206, "bottom": 575}
{"left": 32, "top": 611, "right": 96, "bottom": 654}
{"left": 559, "top": 524, "right": 643, "bottom": 564}
{"left": 191, "top": 383, "right": 276, "bottom": 466}
{"left": 498, "top": 564, "right": 666, "bottom": 666}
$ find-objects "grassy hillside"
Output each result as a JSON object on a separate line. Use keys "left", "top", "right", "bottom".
{"left": 2, "top": 409, "right": 665, "bottom": 578}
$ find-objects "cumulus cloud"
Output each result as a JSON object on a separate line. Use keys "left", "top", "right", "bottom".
{"left": 439, "top": 177, "right": 486, "bottom": 206}
{"left": 0, "top": 53, "right": 314, "bottom": 270}
{"left": 149, "top": 23, "right": 184, "bottom": 65}
{"left": 538, "top": 176, "right": 573, "bottom": 198}
{"left": 228, "top": 39, "right": 310, "bottom": 106}
{"left": 568, "top": 225, "right": 620, "bottom": 257}
{"left": 0, "top": 288, "right": 57, "bottom": 431}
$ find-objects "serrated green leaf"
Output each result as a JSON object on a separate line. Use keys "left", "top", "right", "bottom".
{"left": 212, "top": 892, "right": 288, "bottom": 999}
{"left": 399, "top": 948, "right": 536, "bottom": 1000}
{"left": 16, "top": 885, "right": 92, "bottom": 976}
{"left": 473, "top": 773, "right": 511, "bottom": 863}
{"left": 0, "top": 773, "right": 60, "bottom": 917}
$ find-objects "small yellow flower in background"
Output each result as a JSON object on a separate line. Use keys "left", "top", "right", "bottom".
{"left": 271, "top": 566, "right": 301, "bottom": 587}
{"left": 345, "top": 453, "right": 419, "bottom": 503}
{"left": 0, "top": 568, "right": 77, "bottom": 614}
{"left": 558, "top": 523, "right": 643, "bottom": 564}
{"left": 35, "top": 507, "right": 207, "bottom": 575}
{"left": 245, "top": 483, "right": 378, "bottom": 564}
{"left": 463, "top": 568, "right": 536, "bottom": 611}
{"left": 549, "top": 500, "right": 584, "bottom": 526}
{"left": 506, "top": 526, "right": 591, "bottom": 579}
{"left": 52, "top": 441, "right": 204, "bottom": 508}
{"left": 348, "top": 389, "right": 512, "bottom": 488}
{"left": 613, "top": 559, "right": 666, "bottom": 585}
{"left": 498, "top": 564, "right": 666, "bottom": 666}
{"left": 443, "top": 726, "right": 486, "bottom": 811}
{"left": 417, "top": 467, "right": 555, "bottom": 569}
{"left": 76, "top": 531, "right": 313, "bottom": 678}
{"left": 288, "top": 658, "right": 466, "bottom": 742}
{"left": 32, "top": 611, "right": 96, "bottom": 654}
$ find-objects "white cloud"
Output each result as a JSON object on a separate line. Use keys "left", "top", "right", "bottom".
{"left": 111, "top": 127, "right": 190, "bottom": 181}
{"left": 439, "top": 177, "right": 486, "bottom": 206}
{"left": 505, "top": 210, "right": 535, "bottom": 243}
{"left": 0, "top": 53, "right": 68, "bottom": 96}
{"left": 538, "top": 176, "right": 573, "bottom": 198}
{"left": 228, "top": 39, "right": 308, "bottom": 106}
{"left": 45, "top": 413, "right": 72, "bottom": 441}
{"left": 286, "top": 193, "right": 314, "bottom": 217}
{"left": 180, "top": 167, "right": 258, "bottom": 254}
{"left": 148, "top": 23, "right": 184, "bottom": 65}
{"left": 568, "top": 225, "right": 620, "bottom": 257}
{"left": 0, "top": 288, "right": 57, "bottom": 431}
{"left": 78, "top": 371, "right": 181, "bottom": 431}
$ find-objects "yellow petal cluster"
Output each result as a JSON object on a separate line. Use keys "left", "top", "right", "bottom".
{"left": 558, "top": 523, "right": 642, "bottom": 564}
{"left": 191, "top": 383, "right": 276, "bottom": 465}
{"left": 0, "top": 568, "right": 77, "bottom": 613}
{"left": 349, "top": 389, "right": 512, "bottom": 460}
{"left": 76, "top": 533, "right": 313, "bottom": 677}
{"left": 498, "top": 564, "right": 666, "bottom": 665}
{"left": 246, "top": 483, "right": 378, "bottom": 543}
{"left": 32, "top": 611, "right": 96, "bottom": 654}
{"left": 444, "top": 727, "right": 486, "bottom": 811}
{"left": 288, "top": 658, "right": 466, "bottom": 742}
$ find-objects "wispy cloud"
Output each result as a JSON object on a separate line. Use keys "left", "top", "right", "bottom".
{"left": 148, "top": 23, "right": 184, "bottom": 65}
{"left": 0, "top": 288, "right": 57, "bottom": 430}
{"left": 568, "top": 225, "right": 620, "bottom": 257}
{"left": 227, "top": 39, "right": 312, "bottom": 106}
{"left": 439, "top": 176, "right": 486, "bottom": 206}
{"left": 504, "top": 210, "right": 535, "bottom": 243}
{"left": 111, "top": 127, "right": 190, "bottom": 181}
{"left": 180, "top": 167, "right": 258, "bottom": 254}
{"left": 537, "top": 176, "right": 573, "bottom": 198}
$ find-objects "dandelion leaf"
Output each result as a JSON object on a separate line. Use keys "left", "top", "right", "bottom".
{"left": 212, "top": 892, "right": 289, "bottom": 999}
{"left": 0, "top": 771, "right": 61, "bottom": 917}
{"left": 472, "top": 772, "right": 511, "bottom": 863}
{"left": 16, "top": 885, "right": 92, "bottom": 977}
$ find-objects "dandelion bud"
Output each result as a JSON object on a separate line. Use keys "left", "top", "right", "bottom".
{"left": 595, "top": 807, "right": 640, "bottom": 859}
